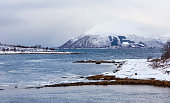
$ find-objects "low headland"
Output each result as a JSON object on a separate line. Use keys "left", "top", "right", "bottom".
{"left": 72, "top": 60, "right": 124, "bottom": 64}
{"left": 0, "top": 43, "right": 79, "bottom": 55}
{"left": 43, "top": 76, "right": 170, "bottom": 88}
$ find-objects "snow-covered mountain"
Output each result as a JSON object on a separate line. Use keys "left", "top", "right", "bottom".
{"left": 59, "top": 34, "right": 169, "bottom": 49}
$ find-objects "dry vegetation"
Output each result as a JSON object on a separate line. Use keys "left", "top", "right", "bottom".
{"left": 161, "top": 42, "right": 170, "bottom": 60}
{"left": 25, "top": 75, "right": 170, "bottom": 89}
{"left": 40, "top": 75, "right": 170, "bottom": 88}
{"left": 149, "top": 42, "right": 170, "bottom": 71}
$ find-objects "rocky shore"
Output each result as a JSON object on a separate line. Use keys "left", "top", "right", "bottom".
{"left": 73, "top": 60, "right": 125, "bottom": 64}
{"left": 42, "top": 75, "right": 170, "bottom": 88}
{"left": 26, "top": 75, "right": 170, "bottom": 89}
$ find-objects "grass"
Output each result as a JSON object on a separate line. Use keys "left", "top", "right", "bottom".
{"left": 35, "top": 75, "right": 170, "bottom": 88}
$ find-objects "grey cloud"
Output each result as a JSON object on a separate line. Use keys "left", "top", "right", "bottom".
{"left": 0, "top": 0, "right": 170, "bottom": 46}
{"left": 0, "top": 15, "right": 22, "bottom": 27}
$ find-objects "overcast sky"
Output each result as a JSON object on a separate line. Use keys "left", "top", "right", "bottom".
{"left": 0, "top": 0, "right": 170, "bottom": 47}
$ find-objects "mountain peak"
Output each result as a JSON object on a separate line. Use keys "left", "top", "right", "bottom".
{"left": 60, "top": 34, "right": 168, "bottom": 49}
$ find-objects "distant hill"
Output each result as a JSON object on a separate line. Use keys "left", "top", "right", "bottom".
{"left": 0, "top": 43, "right": 55, "bottom": 52}
{"left": 59, "top": 34, "right": 169, "bottom": 49}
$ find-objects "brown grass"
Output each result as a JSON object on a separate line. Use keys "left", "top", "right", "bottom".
{"left": 40, "top": 75, "right": 170, "bottom": 88}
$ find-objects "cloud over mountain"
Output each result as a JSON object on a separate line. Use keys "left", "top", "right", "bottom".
{"left": 0, "top": 0, "right": 170, "bottom": 46}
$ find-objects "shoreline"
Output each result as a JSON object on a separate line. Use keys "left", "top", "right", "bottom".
{"left": 25, "top": 59, "right": 170, "bottom": 89}
{"left": 26, "top": 75, "right": 170, "bottom": 89}
{"left": 72, "top": 60, "right": 125, "bottom": 64}
{"left": 0, "top": 51, "right": 80, "bottom": 55}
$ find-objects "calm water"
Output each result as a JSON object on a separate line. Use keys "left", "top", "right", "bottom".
{"left": 0, "top": 85, "right": 170, "bottom": 103}
{"left": 0, "top": 48, "right": 162, "bottom": 87}
{"left": 0, "top": 48, "right": 169, "bottom": 103}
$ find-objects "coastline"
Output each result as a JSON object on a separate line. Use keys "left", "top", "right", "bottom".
{"left": 0, "top": 51, "right": 79, "bottom": 55}
{"left": 27, "top": 59, "right": 170, "bottom": 89}
{"left": 42, "top": 76, "right": 170, "bottom": 88}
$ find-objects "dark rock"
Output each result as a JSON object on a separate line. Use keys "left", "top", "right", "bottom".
{"left": 79, "top": 76, "right": 85, "bottom": 78}
{"left": 62, "top": 76, "right": 67, "bottom": 78}
{"left": 35, "top": 87, "right": 43, "bottom": 89}
{"left": 96, "top": 62, "right": 101, "bottom": 64}
{"left": 114, "top": 70, "right": 119, "bottom": 73}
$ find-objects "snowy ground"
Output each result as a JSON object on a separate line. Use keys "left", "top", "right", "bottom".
{"left": 102, "top": 59, "right": 170, "bottom": 81}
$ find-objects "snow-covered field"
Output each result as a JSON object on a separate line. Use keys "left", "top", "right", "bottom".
{"left": 102, "top": 59, "right": 170, "bottom": 81}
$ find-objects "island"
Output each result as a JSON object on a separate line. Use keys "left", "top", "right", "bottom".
{"left": 0, "top": 43, "right": 77, "bottom": 55}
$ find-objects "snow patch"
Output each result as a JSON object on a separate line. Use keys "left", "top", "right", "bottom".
{"left": 103, "top": 59, "right": 170, "bottom": 81}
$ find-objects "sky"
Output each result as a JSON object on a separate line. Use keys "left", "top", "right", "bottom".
{"left": 0, "top": 0, "right": 170, "bottom": 47}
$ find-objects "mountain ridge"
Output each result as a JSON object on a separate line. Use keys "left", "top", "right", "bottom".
{"left": 59, "top": 34, "right": 169, "bottom": 49}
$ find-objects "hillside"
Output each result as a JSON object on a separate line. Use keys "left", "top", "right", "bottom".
{"left": 60, "top": 34, "right": 168, "bottom": 49}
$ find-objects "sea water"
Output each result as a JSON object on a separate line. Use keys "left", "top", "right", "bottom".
{"left": 0, "top": 48, "right": 162, "bottom": 87}
{"left": 0, "top": 48, "right": 169, "bottom": 103}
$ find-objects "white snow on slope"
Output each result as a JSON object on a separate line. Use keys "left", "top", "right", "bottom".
{"left": 103, "top": 59, "right": 170, "bottom": 81}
